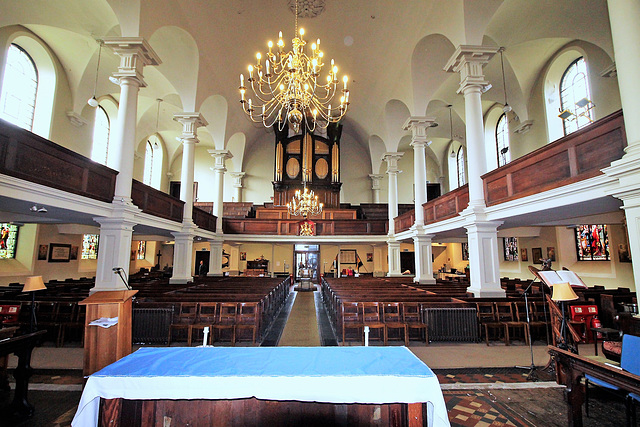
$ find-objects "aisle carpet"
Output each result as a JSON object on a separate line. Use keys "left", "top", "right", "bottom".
{"left": 277, "top": 291, "right": 321, "bottom": 346}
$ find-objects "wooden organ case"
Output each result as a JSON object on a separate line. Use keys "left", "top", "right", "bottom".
{"left": 272, "top": 122, "right": 343, "bottom": 209}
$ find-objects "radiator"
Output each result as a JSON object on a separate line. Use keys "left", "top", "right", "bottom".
{"left": 424, "top": 308, "right": 479, "bottom": 342}
{"left": 133, "top": 308, "right": 173, "bottom": 344}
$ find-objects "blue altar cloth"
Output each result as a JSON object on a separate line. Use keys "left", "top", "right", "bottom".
{"left": 73, "top": 346, "right": 450, "bottom": 426}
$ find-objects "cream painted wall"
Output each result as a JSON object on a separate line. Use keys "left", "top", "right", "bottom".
{"left": 499, "top": 225, "right": 634, "bottom": 291}
{"left": 339, "top": 135, "right": 371, "bottom": 204}
{"left": 130, "top": 240, "right": 160, "bottom": 272}
{"left": 0, "top": 224, "right": 98, "bottom": 286}
{"left": 242, "top": 139, "right": 276, "bottom": 205}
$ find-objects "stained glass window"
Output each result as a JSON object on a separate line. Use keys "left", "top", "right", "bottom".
{"left": 0, "top": 223, "right": 19, "bottom": 259}
{"left": 81, "top": 234, "right": 99, "bottom": 260}
{"left": 137, "top": 241, "right": 146, "bottom": 260}
{"left": 503, "top": 237, "right": 518, "bottom": 261}
{"left": 575, "top": 225, "right": 609, "bottom": 261}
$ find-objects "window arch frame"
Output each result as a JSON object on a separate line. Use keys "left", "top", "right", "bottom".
{"left": 0, "top": 43, "right": 39, "bottom": 131}
{"left": 91, "top": 105, "right": 111, "bottom": 165}
{"left": 495, "top": 113, "right": 510, "bottom": 167}
{"left": 559, "top": 56, "right": 593, "bottom": 136}
{"left": 456, "top": 146, "right": 466, "bottom": 188}
{"left": 142, "top": 134, "right": 163, "bottom": 190}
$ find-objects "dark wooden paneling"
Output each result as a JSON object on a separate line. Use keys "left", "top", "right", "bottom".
{"left": 131, "top": 180, "right": 183, "bottom": 222}
{"left": 223, "top": 219, "right": 388, "bottom": 235}
{"left": 192, "top": 206, "right": 217, "bottom": 232}
{"left": 394, "top": 210, "right": 415, "bottom": 233}
{"left": 102, "top": 397, "right": 415, "bottom": 427}
{"left": 0, "top": 118, "right": 117, "bottom": 202}
{"left": 421, "top": 184, "right": 469, "bottom": 225}
{"left": 483, "top": 110, "right": 626, "bottom": 206}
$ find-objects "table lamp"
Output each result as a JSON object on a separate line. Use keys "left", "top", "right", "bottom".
{"left": 551, "top": 282, "right": 578, "bottom": 350}
{"left": 22, "top": 276, "right": 47, "bottom": 333}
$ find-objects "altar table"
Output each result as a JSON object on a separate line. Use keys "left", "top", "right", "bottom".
{"left": 72, "top": 346, "right": 450, "bottom": 426}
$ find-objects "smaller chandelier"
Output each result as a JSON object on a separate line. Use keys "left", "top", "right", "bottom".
{"left": 239, "top": 1, "right": 349, "bottom": 133}
{"left": 287, "top": 186, "right": 323, "bottom": 218}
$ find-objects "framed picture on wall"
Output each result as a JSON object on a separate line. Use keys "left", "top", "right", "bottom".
{"left": 49, "top": 243, "right": 71, "bottom": 262}
{"left": 532, "top": 247, "right": 543, "bottom": 264}
{"left": 366, "top": 253, "right": 373, "bottom": 262}
{"left": 520, "top": 248, "right": 528, "bottom": 262}
{"left": 240, "top": 252, "right": 246, "bottom": 261}
{"left": 547, "top": 247, "right": 556, "bottom": 262}
{"left": 37, "top": 245, "right": 48, "bottom": 260}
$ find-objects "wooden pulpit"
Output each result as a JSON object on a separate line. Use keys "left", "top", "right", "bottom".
{"left": 79, "top": 290, "right": 137, "bottom": 376}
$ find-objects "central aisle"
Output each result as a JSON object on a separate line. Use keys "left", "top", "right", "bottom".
{"left": 277, "top": 291, "right": 321, "bottom": 346}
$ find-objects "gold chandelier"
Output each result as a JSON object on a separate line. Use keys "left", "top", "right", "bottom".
{"left": 287, "top": 186, "right": 323, "bottom": 218}
{"left": 239, "top": 1, "right": 350, "bottom": 133}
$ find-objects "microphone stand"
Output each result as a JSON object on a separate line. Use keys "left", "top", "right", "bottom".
{"left": 516, "top": 276, "right": 539, "bottom": 381}
{"left": 113, "top": 268, "right": 132, "bottom": 291}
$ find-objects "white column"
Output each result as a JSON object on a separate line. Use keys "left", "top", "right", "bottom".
{"left": 229, "top": 172, "right": 246, "bottom": 202}
{"left": 208, "top": 150, "right": 233, "bottom": 234}
{"left": 170, "top": 231, "right": 195, "bottom": 284}
{"left": 373, "top": 245, "right": 386, "bottom": 277}
{"left": 465, "top": 221, "right": 505, "bottom": 297}
{"left": 608, "top": 0, "right": 640, "bottom": 156}
{"left": 403, "top": 117, "right": 436, "bottom": 227}
{"left": 382, "top": 152, "right": 404, "bottom": 235}
{"left": 227, "top": 243, "right": 240, "bottom": 276}
{"left": 174, "top": 113, "right": 207, "bottom": 224}
{"left": 387, "top": 240, "right": 402, "bottom": 277}
{"left": 369, "top": 174, "right": 384, "bottom": 204}
{"left": 445, "top": 45, "right": 498, "bottom": 208}
{"left": 92, "top": 206, "right": 139, "bottom": 292}
{"left": 413, "top": 234, "right": 436, "bottom": 284}
{"left": 208, "top": 239, "right": 224, "bottom": 277}
{"left": 104, "top": 38, "right": 161, "bottom": 204}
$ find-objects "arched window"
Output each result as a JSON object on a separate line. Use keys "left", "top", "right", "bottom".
{"left": 0, "top": 44, "right": 38, "bottom": 131}
{"left": 560, "top": 57, "right": 593, "bottom": 135}
{"left": 91, "top": 106, "right": 110, "bottom": 165}
{"left": 456, "top": 146, "right": 466, "bottom": 187}
{"left": 143, "top": 135, "right": 163, "bottom": 189}
{"left": 496, "top": 113, "right": 510, "bottom": 167}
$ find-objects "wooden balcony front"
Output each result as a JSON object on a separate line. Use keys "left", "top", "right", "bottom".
{"left": 223, "top": 218, "right": 388, "bottom": 235}
{"left": 255, "top": 206, "right": 357, "bottom": 220}
{"left": 424, "top": 184, "right": 469, "bottom": 225}
{"left": 394, "top": 210, "right": 415, "bottom": 233}
{"left": 0, "top": 118, "right": 117, "bottom": 202}
{"left": 192, "top": 206, "right": 217, "bottom": 232}
{"left": 482, "top": 110, "right": 626, "bottom": 206}
{"left": 131, "top": 180, "right": 184, "bottom": 223}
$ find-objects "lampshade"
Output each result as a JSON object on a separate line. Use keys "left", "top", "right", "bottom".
{"left": 23, "top": 276, "right": 46, "bottom": 293}
{"left": 551, "top": 282, "right": 578, "bottom": 302}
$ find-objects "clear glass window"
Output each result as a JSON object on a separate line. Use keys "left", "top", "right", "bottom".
{"left": 456, "top": 146, "right": 466, "bottom": 187}
{"left": 496, "top": 113, "right": 510, "bottom": 167}
{"left": 91, "top": 106, "right": 110, "bottom": 165}
{"left": 0, "top": 44, "right": 38, "bottom": 131}
{"left": 560, "top": 57, "right": 593, "bottom": 135}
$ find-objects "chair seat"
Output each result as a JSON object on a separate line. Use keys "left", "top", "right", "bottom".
{"left": 585, "top": 374, "right": 621, "bottom": 390}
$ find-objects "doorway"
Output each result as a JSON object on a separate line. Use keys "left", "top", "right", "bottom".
{"left": 195, "top": 250, "right": 209, "bottom": 276}
{"left": 400, "top": 251, "right": 415, "bottom": 275}
{"left": 294, "top": 244, "right": 320, "bottom": 282}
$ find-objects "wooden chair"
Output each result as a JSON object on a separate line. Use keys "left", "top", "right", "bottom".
{"left": 475, "top": 302, "right": 505, "bottom": 345}
{"left": 403, "top": 302, "right": 428, "bottom": 345}
{"left": 36, "top": 301, "right": 60, "bottom": 345}
{"left": 55, "top": 302, "right": 78, "bottom": 347}
{"left": 212, "top": 303, "right": 237, "bottom": 346}
{"left": 168, "top": 302, "right": 198, "bottom": 345}
{"left": 361, "top": 302, "right": 385, "bottom": 345}
{"left": 341, "top": 302, "right": 363, "bottom": 345}
{"left": 383, "top": 302, "right": 407, "bottom": 346}
{"left": 188, "top": 303, "right": 217, "bottom": 346}
{"left": 495, "top": 302, "right": 528, "bottom": 345}
{"left": 236, "top": 302, "right": 259, "bottom": 344}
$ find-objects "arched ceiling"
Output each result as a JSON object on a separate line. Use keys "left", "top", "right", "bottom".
{"left": 1, "top": 0, "right": 616, "bottom": 175}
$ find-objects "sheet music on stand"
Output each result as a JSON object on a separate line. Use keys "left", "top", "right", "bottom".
{"left": 538, "top": 270, "right": 587, "bottom": 288}
{"left": 88, "top": 317, "right": 119, "bottom": 328}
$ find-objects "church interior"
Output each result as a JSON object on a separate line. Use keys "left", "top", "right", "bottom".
{"left": 1, "top": 0, "right": 640, "bottom": 426}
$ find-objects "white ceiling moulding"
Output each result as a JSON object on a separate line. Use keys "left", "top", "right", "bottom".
{"left": 56, "top": 224, "right": 100, "bottom": 235}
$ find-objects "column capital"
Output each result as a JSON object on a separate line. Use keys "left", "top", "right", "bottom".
{"left": 208, "top": 149, "right": 233, "bottom": 170}
{"left": 403, "top": 116, "right": 437, "bottom": 144}
{"left": 444, "top": 45, "right": 498, "bottom": 94}
{"left": 173, "top": 112, "right": 208, "bottom": 140}
{"left": 229, "top": 171, "right": 246, "bottom": 188}
{"left": 382, "top": 152, "right": 404, "bottom": 173}
{"left": 104, "top": 37, "right": 161, "bottom": 87}
{"left": 369, "top": 174, "right": 384, "bottom": 189}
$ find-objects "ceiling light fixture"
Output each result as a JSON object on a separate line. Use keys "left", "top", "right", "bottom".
{"left": 287, "top": 185, "right": 323, "bottom": 218}
{"left": 499, "top": 47, "right": 511, "bottom": 114}
{"left": 29, "top": 205, "right": 47, "bottom": 213}
{"left": 87, "top": 40, "right": 103, "bottom": 108}
{"left": 239, "top": 0, "right": 350, "bottom": 133}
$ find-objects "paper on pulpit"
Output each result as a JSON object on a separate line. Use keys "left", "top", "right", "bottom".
{"left": 88, "top": 317, "right": 119, "bottom": 328}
